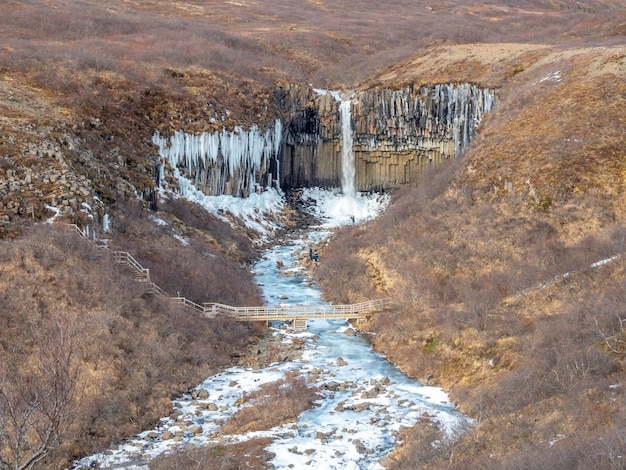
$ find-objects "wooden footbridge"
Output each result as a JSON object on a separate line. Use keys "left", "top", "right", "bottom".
{"left": 68, "top": 224, "right": 393, "bottom": 330}
{"left": 203, "top": 299, "right": 394, "bottom": 329}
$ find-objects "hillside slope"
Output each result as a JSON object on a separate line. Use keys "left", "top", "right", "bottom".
{"left": 0, "top": 225, "right": 266, "bottom": 467}
{"left": 315, "top": 44, "right": 626, "bottom": 468}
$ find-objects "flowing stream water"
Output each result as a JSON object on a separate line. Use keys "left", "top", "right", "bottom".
{"left": 71, "top": 224, "right": 470, "bottom": 470}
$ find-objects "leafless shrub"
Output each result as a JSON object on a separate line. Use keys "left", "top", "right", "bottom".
{"left": 111, "top": 198, "right": 262, "bottom": 305}
{"left": 0, "top": 224, "right": 267, "bottom": 467}
{"left": 150, "top": 438, "right": 274, "bottom": 470}
{"left": 0, "top": 316, "right": 80, "bottom": 470}
{"left": 386, "top": 420, "right": 444, "bottom": 469}
{"left": 314, "top": 228, "right": 377, "bottom": 303}
{"left": 220, "top": 371, "right": 319, "bottom": 435}
{"left": 498, "top": 423, "right": 626, "bottom": 470}
{"left": 163, "top": 198, "right": 255, "bottom": 261}
{"left": 595, "top": 312, "right": 626, "bottom": 355}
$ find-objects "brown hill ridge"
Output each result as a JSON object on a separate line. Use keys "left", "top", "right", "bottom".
{"left": 314, "top": 42, "right": 626, "bottom": 470}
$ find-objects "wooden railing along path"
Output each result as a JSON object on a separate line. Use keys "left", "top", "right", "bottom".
{"left": 205, "top": 298, "right": 394, "bottom": 321}
{"left": 67, "top": 224, "right": 393, "bottom": 328}
{"left": 69, "top": 224, "right": 168, "bottom": 297}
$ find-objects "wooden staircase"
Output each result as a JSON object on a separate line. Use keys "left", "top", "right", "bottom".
{"left": 66, "top": 224, "right": 394, "bottom": 329}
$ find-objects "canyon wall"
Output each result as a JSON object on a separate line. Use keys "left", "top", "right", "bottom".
{"left": 154, "top": 82, "right": 495, "bottom": 199}
{"left": 276, "top": 83, "right": 496, "bottom": 191}
{"left": 153, "top": 122, "right": 282, "bottom": 198}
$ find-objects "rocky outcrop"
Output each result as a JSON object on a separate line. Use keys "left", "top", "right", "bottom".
{"left": 152, "top": 122, "right": 283, "bottom": 198}
{"left": 276, "top": 82, "right": 496, "bottom": 191}
{"left": 155, "top": 82, "right": 495, "bottom": 199}
{"left": 0, "top": 139, "right": 97, "bottom": 221}
{"left": 276, "top": 85, "right": 345, "bottom": 189}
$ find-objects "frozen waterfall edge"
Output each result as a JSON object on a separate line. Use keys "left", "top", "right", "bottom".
{"left": 152, "top": 82, "right": 496, "bottom": 199}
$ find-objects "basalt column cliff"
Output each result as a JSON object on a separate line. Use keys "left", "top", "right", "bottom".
{"left": 153, "top": 83, "right": 495, "bottom": 198}
{"left": 277, "top": 83, "right": 496, "bottom": 191}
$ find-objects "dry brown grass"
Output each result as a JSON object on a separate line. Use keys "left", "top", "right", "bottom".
{"left": 1, "top": 0, "right": 625, "bottom": 467}
{"left": 0, "top": 225, "right": 266, "bottom": 468}
{"left": 220, "top": 371, "right": 319, "bottom": 435}
{"left": 110, "top": 198, "right": 262, "bottom": 305}
{"left": 1, "top": 1, "right": 623, "bottom": 224}
{"left": 463, "top": 49, "right": 626, "bottom": 206}
{"left": 314, "top": 42, "right": 626, "bottom": 468}
{"left": 150, "top": 437, "right": 275, "bottom": 470}
{"left": 2, "top": 1, "right": 624, "bottom": 92}
{"left": 149, "top": 371, "right": 318, "bottom": 469}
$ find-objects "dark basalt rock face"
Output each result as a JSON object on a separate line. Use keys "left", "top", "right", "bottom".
{"left": 154, "top": 82, "right": 495, "bottom": 199}
{"left": 277, "top": 82, "right": 496, "bottom": 192}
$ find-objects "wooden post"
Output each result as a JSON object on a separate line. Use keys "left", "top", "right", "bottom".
{"left": 294, "top": 318, "right": 307, "bottom": 330}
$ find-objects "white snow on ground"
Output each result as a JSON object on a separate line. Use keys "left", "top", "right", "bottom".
{"left": 300, "top": 187, "right": 389, "bottom": 228}
{"left": 44, "top": 204, "right": 61, "bottom": 223}
{"left": 534, "top": 70, "right": 561, "bottom": 85}
{"left": 166, "top": 167, "right": 286, "bottom": 241}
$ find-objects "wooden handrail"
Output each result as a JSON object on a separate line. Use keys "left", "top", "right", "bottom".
{"left": 67, "top": 224, "right": 161, "bottom": 293}
{"left": 147, "top": 282, "right": 169, "bottom": 297}
{"left": 203, "top": 298, "right": 393, "bottom": 320}
{"left": 65, "top": 224, "right": 394, "bottom": 323}
{"left": 171, "top": 296, "right": 206, "bottom": 313}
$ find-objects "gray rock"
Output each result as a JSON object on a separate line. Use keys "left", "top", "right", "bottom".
{"left": 193, "top": 388, "right": 209, "bottom": 399}
{"left": 352, "top": 438, "right": 367, "bottom": 454}
{"left": 189, "top": 424, "right": 203, "bottom": 435}
{"left": 354, "top": 402, "right": 371, "bottom": 412}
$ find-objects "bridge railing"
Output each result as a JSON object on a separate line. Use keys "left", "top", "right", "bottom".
{"left": 66, "top": 224, "right": 394, "bottom": 322}
{"left": 170, "top": 296, "right": 206, "bottom": 313}
{"left": 204, "top": 298, "right": 393, "bottom": 320}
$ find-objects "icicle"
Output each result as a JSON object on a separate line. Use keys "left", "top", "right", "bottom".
{"left": 152, "top": 119, "right": 283, "bottom": 199}
{"left": 102, "top": 214, "right": 112, "bottom": 233}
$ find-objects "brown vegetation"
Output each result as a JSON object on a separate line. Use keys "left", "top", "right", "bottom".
{"left": 150, "top": 438, "right": 275, "bottom": 470}
{"left": 220, "top": 371, "right": 319, "bottom": 435}
{"left": 109, "top": 197, "right": 262, "bottom": 305}
{"left": 0, "top": 225, "right": 265, "bottom": 468}
{"left": 315, "top": 46, "right": 626, "bottom": 468}
{"left": 149, "top": 371, "right": 318, "bottom": 469}
{"left": 1, "top": 0, "right": 625, "bottom": 468}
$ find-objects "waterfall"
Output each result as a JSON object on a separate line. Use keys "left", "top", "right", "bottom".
{"left": 340, "top": 98, "right": 356, "bottom": 197}
{"left": 292, "top": 83, "right": 495, "bottom": 193}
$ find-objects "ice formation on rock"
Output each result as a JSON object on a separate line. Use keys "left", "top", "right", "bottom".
{"left": 153, "top": 119, "right": 283, "bottom": 197}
